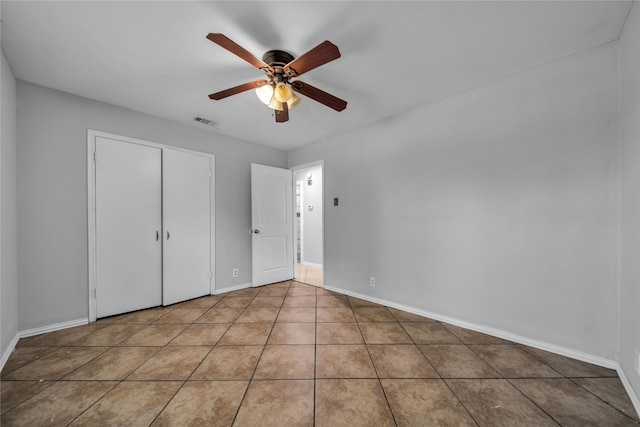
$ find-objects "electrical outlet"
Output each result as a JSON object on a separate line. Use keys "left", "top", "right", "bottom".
{"left": 232, "top": 268, "right": 239, "bottom": 278}
{"left": 369, "top": 277, "right": 376, "bottom": 287}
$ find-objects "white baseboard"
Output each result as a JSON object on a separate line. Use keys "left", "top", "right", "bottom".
{"left": 19, "top": 318, "right": 89, "bottom": 338}
{"left": 214, "top": 282, "right": 252, "bottom": 294}
{"left": 1, "top": 333, "right": 20, "bottom": 372}
{"left": 617, "top": 364, "right": 640, "bottom": 419}
{"left": 301, "top": 261, "right": 322, "bottom": 269}
{"left": 1, "top": 318, "right": 89, "bottom": 372}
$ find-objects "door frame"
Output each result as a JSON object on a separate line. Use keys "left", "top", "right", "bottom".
{"left": 290, "top": 160, "right": 324, "bottom": 287}
{"left": 87, "top": 130, "right": 216, "bottom": 322}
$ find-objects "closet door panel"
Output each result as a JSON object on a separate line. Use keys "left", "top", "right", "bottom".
{"left": 163, "top": 149, "right": 212, "bottom": 305}
{"left": 95, "top": 137, "right": 162, "bottom": 317}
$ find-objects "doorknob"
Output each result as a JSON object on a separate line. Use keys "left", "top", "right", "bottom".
{"left": 253, "top": 229, "right": 260, "bottom": 234}
{"left": 166, "top": 231, "right": 170, "bottom": 240}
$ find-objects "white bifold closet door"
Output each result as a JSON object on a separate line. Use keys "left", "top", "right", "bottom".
{"left": 162, "top": 148, "right": 211, "bottom": 306}
{"left": 95, "top": 137, "right": 212, "bottom": 318}
{"left": 95, "top": 138, "right": 163, "bottom": 318}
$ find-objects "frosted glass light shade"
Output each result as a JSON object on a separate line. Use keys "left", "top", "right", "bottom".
{"left": 268, "top": 98, "right": 284, "bottom": 111}
{"left": 287, "top": 93, "right": 301, "bottom": 109}
{"left": 255, "top": 84, "right": 274, "bottom": 105}
{"left": 274, "top": 82, "right": 292, "bottom": 103}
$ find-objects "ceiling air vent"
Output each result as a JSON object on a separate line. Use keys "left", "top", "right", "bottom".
{"left": 194, "top": 116, "right": 217, "bottom": 127}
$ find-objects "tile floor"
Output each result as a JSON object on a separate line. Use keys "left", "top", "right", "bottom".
{"left": 2, "top": 280, "right": 639, "bottom": 426}
{"left": 295, "top": 264, "right": 323, "bottom": 287}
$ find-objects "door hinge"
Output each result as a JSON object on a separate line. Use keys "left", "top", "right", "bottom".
{"left": 94, "top": 288, "right": 98, "bottom": 299}
{"left": 209, "top": 169, "right": 212, "bottom": 178}
{"left": 93, "top": 151, "right": 97, "bottom": 163}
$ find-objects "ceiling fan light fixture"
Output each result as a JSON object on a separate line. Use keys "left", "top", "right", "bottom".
{"left": 255, "top": 83, "right": 274, "bottom": 105}
{"left": 268, "top": 98, "right": 285, "bottom": 111}
{"left": 274, "top": 82, "right": 293, "bottom": 103}
{"left": 287, "top": 93, "right": 301, "bottom": 109}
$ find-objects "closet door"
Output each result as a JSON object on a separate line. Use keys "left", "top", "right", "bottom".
{"left": 95, "top": 137, "right": 162, "bottom": 317}
{"left": 162, "top": 148, "right": 212, "bottom": 305}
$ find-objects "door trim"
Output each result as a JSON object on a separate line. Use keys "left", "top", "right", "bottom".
{"left": 87, "top": 130, "right": 216, "bottom": 322}
{"left": 290, "top": 160, "right": 324, "bottom": 287}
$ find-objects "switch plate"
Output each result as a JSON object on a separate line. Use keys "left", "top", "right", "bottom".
{"left": 232, "top": 268, "right": 239, "bottom": 278}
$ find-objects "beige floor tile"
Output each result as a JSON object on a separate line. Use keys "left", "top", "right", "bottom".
{"left": 316, "top": 379, "right": 395, "bottom": 427}
{"left": 447, "top": 378, "right": 558, "bottom": 426}
{"left": 368, "top": 344, "right": 439, "bottom": 378}
{"left": 276, "top": 307, "right": 316, "bottom": 322}
{"left": 282, "top": 295, "right": 316, "bottom": 308}
{"left": 573, "top": 377, "right": 640, "bottom": 421}
{"left": 288, "top": 284, "right": 317, "bottom": 296}
{"left": 118, "top": 324, "right": 187, "bottom": 346}
{"left": 127, "top": 346, "right": 210, "bottom": 380}
{"left": 382, "top": 379, "right": 477, "bottom": 426}
{"left": 268, "top": 322, "right": 315, "bottom": 344}
{"left": 402, "top": 322, "right": 462, "bottom": 344}
{"left": 519, "top": 345, "right": 618, "bottom": 377}
{"left": 0, "top": 347, "right": 58, "bottom": 376}
{"left": 227, "top": 288, "right": 261, "bottom": 297}
{"left": 168, "top": 323, "right": 230, "bottom": 346}
{"left": 235, "top": 307, "right": 280, "bottom": 323}
{"left": 253, "top": 345, "right": 315, "bottom": 379}
{"left": 0, "top": 380, "right": 55, "bottom": 415}
{"left": 195, "top": 307, "right": 244, "bottom": 323}
{"left": 353, "top": 306, "right": 396, "bottom": 322}
{"left": 217, "top": 323, "right": 272, "bottom": 345}
{"left": 419, "top": 344, "right": 500, "bottom": 378}
{"left": 317, "top": 306, "right": 356, "bottom": 322}
{"left": 388, "top": 307, "right": 437, "bottom": 322}
{"left": 215, "top": 296, "right": 255, "bottom": 308}
{"left": 347, "top": 296, "right": 380, "bottom": 307}
{"left": 443, "top": 323, "right": 511, "bottom": 344}
{"left": 316, "top": 323, "right": 364, "bottom": 344}
{"left": 68, "top": 381, "right": 181, "bottom": 427}
{"left": 69, "top": 324, "right": 146, "bottom": 346}
{"left": 1, "top": 381, "right": 117, "bottom": 426}
{"left": 471, "top": 345, "right": 562, "bottom": 378}
{"left": 248, "top": 296, "right": 285, "bottom": 308}
{"left": 177, "top": 294, "right": 223, "bottom": 309}
{"left": 513, "top": 378, "right": 640, "bottom": 426}
{"left": 154, "top": 308, "right": 208, "bottom": 324}
{"left": 316, "top": 345, "right": 376, "bottom": 378}
{"left": 152, "top": 381, "right": 248, "bottom": 426}
{"left": 16, "top": 324, "right": 104, "bottom": 347}
{"left": 191, "top": 345, "right": 263, "bottom": 380}
{"left": 234, "top": 379, "right": 314, "bottom": 427}
{"left": 258, "top": 286, "right": 289, "bottom": 297}
{"left": 64, "top": 346, "right": 158, "bottom": 380}
{"left": 359, "top": 322, "right": 413, "bottom": 344}
{"left": 96, "top": 306, "right": 171, "bottom": 325}
{"left": 3, "top": 347, "right": 108, "bottom": 380}
{"left": 317, "top": 294, "right": 349, "bottom": 307}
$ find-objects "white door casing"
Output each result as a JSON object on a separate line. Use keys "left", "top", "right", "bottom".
{"left": 251, "top": 163, "right": 294, "bottom": 286}
{"left": 94, "top": 137, "right": 163, "bottom": 318}
{"left": 162, "top": 148, "right": 212, "bottom": 305}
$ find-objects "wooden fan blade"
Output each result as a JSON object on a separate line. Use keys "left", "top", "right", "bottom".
{"left": 206, "top": 33, "right": 273, "bottom": 72}
{"left": 275, "top": 102, "right": 289, "bottom": 123}
{"left": 208, "top": 79, "right": 268, "bottom": 100}
{"left": 283, "top": 40, "right": 341, "bottom": 77}
{"left": 291, "top": 81, "right": 347, "bottom": 112}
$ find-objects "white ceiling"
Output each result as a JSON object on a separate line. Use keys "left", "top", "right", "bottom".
{"left": 0, "top": 1, "right": 633, "bottom": 151}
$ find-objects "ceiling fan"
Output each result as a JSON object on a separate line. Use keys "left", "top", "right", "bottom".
{"left": 206, "top": 33, "right": 347, "bottom": 123}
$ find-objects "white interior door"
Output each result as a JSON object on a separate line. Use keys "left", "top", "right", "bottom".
{"left": 95, "top": 137, "right": 162, "bottom": 317}
{"left": 251, "top": 163, "right": 294, "bottom": 286}
{"left": 162, "top": 149, "right": 212, "bottom": 305}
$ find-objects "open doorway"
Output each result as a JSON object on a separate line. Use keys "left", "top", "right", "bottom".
{"left": 292, "top": 162, "right": 323, "bottom": 287}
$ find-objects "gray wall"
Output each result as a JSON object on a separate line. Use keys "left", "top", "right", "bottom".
{"left": 619, "top": 0, "right": 640, "bottom": 402}
{"left": 290, "top": 42, "right": 620, "bottom": 360}
{"left": 17, "top": 82, "right": 287, "bottom": 331}
{"left": 1, "top": 50, "right": 18, "bottom": 361}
